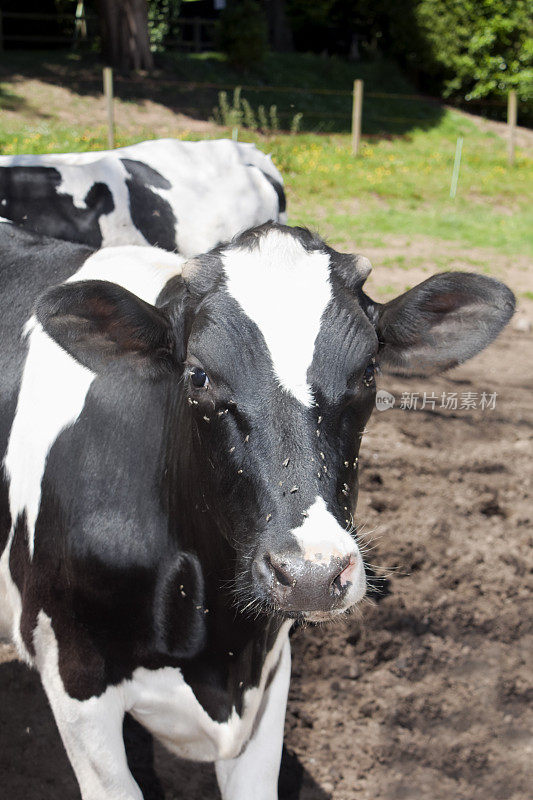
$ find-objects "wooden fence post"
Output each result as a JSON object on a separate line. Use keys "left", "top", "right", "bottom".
{"left": 507, "top": 90, "right": 517, "bottom": 166}
{"left": 103, "top": 67, "right": 114, "bottom": 150}
{"left": 351, "top": 79, "right": 363, "bottom": 156}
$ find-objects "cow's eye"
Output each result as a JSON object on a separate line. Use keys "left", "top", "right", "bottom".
{"left": 363, "top": 359, "right": 376, "bottom": 387}
{"left": 190, "top": 367, "right": 209, "bottom": 389}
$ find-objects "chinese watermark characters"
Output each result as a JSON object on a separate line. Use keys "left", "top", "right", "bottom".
{"left": 375, "top": 389, "right": 497, "bottom": 412}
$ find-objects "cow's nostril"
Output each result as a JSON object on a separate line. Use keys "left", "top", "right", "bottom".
{"left": 331, "top": 556, "right": 357, "bottom": 594}
{"left": 267, "top": 555, "right": 294, "bottom": 587}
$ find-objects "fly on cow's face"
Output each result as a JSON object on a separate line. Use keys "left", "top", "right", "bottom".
{"left": 363, "top": 358, "right": 377, "bottom": 387}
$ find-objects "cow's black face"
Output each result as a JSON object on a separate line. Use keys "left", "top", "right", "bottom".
{"left": 176, "top": 230, "right": 379, "bottom": 620}
{"left": 38, "top": 224, "right": 515, "bottom": 622}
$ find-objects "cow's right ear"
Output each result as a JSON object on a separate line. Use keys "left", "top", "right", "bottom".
{"left": 36, "top": 279, "right": 177, "bottom": 376}
{"left": 365, "top": 272, "right": 515, "bottom": 376}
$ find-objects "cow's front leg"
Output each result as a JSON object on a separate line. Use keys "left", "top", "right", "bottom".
{"left": 215, "top": 638, "right": 291, "bottom": 800}
{"left": 34, "top": 613, "right": 143, "bottom": 800}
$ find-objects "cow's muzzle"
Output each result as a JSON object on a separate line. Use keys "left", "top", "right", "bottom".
{"left": 252, "top": 548, "right": 366, "bottom": 617}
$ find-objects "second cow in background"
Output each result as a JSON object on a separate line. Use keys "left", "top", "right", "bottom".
{"left": 0, "top": 138, "right": 286, "bottom": 256}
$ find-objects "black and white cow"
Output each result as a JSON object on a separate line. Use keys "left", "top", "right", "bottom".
{"left": 0, "top": 219, "right": 514, "bottom": 799}
{"left": 0, "top": 138, "right": 286, "bottom": 255}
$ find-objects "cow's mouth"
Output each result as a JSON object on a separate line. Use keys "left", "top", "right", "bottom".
{"left": 303, "top": 608, "right": 351, "bottom": 623}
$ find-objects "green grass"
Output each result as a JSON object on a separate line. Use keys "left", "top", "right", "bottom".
{"left": 264, "top": 113, "right": 533, "bottom": 256}
{"left": 0, "top": 51, "right": 532, "bottom": 259}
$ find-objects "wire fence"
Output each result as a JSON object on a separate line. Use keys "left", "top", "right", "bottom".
{"left": 90, "top": 68, "right": 520, "bottom": 164}
{"left": 62, "top": 74, "right": 513, "bottom": 133}
{"left": 64, "top": 74, "right": 509, "bottom": 107}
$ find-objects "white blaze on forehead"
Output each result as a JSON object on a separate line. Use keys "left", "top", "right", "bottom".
{"left": 3, "top": 246, "right": 184, "bottom": 558}
{"left": 291, "top": 496, "right": 359, "bottom": 564}
{"left": 222, "top": 230, "right": 332, "bottom": 406}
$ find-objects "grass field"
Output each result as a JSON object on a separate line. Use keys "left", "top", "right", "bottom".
{"left": 1, "top": 51, "right": 532, "bottom": 272}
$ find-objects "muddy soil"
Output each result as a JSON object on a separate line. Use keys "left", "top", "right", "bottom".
{"left": 0, "top": 272, "right": 531, "bottom": 800}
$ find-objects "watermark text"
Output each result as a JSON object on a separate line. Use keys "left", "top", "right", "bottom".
{"left": 376, "top": 389, "right": 497, "bottom": 412}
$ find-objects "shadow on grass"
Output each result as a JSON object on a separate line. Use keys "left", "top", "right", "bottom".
{"left": 0, "top": 50, "right": 444, "bottom": 138}
{"left": 0, "top": 83, "right": 52, "bottom": 119}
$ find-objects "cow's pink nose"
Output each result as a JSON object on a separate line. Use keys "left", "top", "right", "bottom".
{"left": 253, "top": 550, "right": 359, "bottom": 613}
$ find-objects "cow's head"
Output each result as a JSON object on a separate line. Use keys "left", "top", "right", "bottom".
{"left": 38, "top": 224, "right": 515, "bottom": 623}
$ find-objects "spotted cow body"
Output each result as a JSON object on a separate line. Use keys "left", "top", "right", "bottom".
{"left": 0, "top": 138, "right": 287, "bottom": 255}
{"left": 0, "top": 220, "right": 515, "bottom": 799}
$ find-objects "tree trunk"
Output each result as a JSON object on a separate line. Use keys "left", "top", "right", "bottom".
{"left": 261, "top": 0, "right": 293, "bottom": 52}
{"left": 97, "top": 0, "right": 153, "bottom": 72}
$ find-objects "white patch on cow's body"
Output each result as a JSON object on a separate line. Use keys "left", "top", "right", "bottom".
{"left": 33, "top": 612, "right": 144, "bottom": 800}
{"left": 31, "top": 612, "right": 291, "bottom": 799}
{"left": 3, "top": 319, "right": 94, "bottom": 559}
{"left": 0, "top": 547, "right": 32, "bottom": 661}
{"left": 222, "top": 230, "right": 332, "bottom": 406}
{"left": 0, "top": 139, "right": 286, "bottom": 256}
{"left": 123, "top": 140, "right": 283, "bottom": 257}
{"left": 57, "top": 160, "right": 149, "bottom": 247}
{"left": 126, "top": 621, "right": 292, "bottom": 763}
{"left": 292, "top": 496, "right": 366, "bottom": 609}
{"left": 66, "top": 245, "right": 185, "bottom": 300}
{"left": 2, "top": 246, "right": 184, "bottom": 569}
{"left": 215, "top": 634, "right": 291, "bottom": 800}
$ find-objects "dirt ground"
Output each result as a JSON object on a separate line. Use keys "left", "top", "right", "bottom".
{"left": 0, "top": 252, "right": 531, "bottom": 800}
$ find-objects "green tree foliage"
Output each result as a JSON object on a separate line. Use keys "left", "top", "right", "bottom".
{"left": 286, "top": 0, "right": 532, "bottom": 106}
{"left": 216, "top": 0, "right": 269, "bottom": 70}
{"left": 147, "top": 0, "right": 181, "bottom": 51}
{"left": 409, "top": 0, "right": 533, "bottom": 102}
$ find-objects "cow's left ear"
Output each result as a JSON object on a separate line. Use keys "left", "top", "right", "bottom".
{"left": 37, "top": 279, "right": 177, "bottom": 376}
{"left": 367, "top": 272, "right": 515, "bottom": 375}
